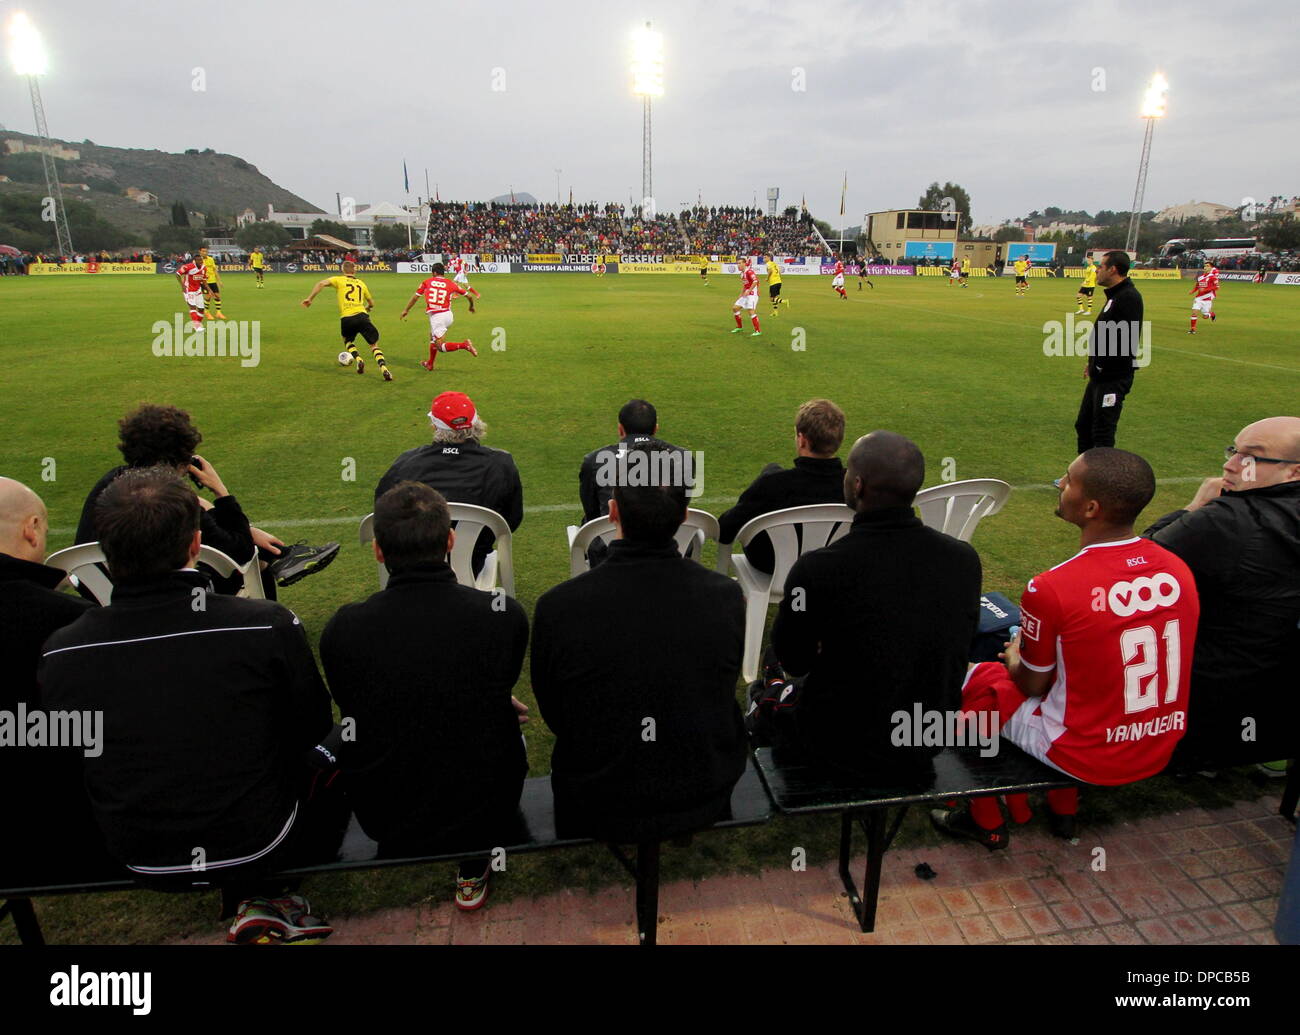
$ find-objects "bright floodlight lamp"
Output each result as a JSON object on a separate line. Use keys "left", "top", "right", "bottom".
{"left": 1125, "top": 72, "right": 1168, "bottom": 253}
{"left": 631, "top": 22, "right": 663, "bottom": 217}
{"left": 7, "top": 11, "right": 72, "bottom": 256}
{"left": 6, "top": 11, "right": 48, "bottom": 76}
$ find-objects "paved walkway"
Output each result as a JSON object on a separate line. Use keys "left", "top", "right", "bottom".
{"left": 178, "top": 794, "right": 1293, "bottom": 945}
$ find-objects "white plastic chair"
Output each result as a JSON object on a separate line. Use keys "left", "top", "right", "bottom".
{"left": 44, "top": 542, "right": 266, "bottom": 604}
{"left": 359, "top": 502, "right": 515, "bottom": 596}
{"left": 720, "top": 503, "right": 857, "bottom": 682}
{"left": 565, "top": 508, "right": 721, "bottom": 577}
{"left": 912, "top": 478, "right": 1011, "bottom": 542}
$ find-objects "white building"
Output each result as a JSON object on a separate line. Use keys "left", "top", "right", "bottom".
{"left": 263, "top": 201, "right": 418, "bottom": 247}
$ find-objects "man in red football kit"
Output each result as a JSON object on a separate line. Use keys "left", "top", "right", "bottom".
{"left": 730, "top": 258, "right": 762, "bottom": 337}
{"left": 447, "top": 255, "right": 480, "bottom": 311}
{"left": 932, "top": 448, "right": 1199, "bottom": 848}
{"left": 831, "top": 257, "right": 847, "bottom": 298}
{"left": 175, "top": 253, "right": 206, "bottom": 326}
{"left": 398, "top": 262, "right": 479, "bottom": 371}
{"left": 1189, "top": 260, "right": 1219, "bottom": 334}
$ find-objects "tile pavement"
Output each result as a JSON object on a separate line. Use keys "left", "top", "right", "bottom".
{"left": 175, "top": 794, "right": 1293, "bottom": 945}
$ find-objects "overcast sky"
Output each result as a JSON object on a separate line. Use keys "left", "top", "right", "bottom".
{"left": 1, "top": 0, "right": 1295, "bottom": 226}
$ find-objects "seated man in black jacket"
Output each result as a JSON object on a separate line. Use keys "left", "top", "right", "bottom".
{"left": 532, "top": 442, "right": 747, "bottom": 842}
{"left": 376, "top": 391, "right": 522, "bottom": 576}
{"left": 718, "top": 398, "right": 847, "bottom": 573}
{"left": 765, "top": 431, "right": 983, "bottom": 780}
{"left": 42, "top": 468, "right": 346, "bottom": 944}
{"left": 1146, "top": 416, "right": 1300, "bottom": 769}
{"left": 0, "top": 477, "right": 113, "bottom": 885}
{"left": 577, "top": 398, "right": 689, "bottom": 567}
{"left": 321, "top": 481, "right": 529, "bottom": 912}
{"left": 76, "top": 404, "right": 338, "bottom": 597}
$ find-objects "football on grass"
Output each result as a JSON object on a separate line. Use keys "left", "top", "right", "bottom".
{"left": 338, "top": 351, "right": 353, "bottom": 366}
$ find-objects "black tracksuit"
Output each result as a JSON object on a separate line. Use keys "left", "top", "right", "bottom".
{"left": 1145, "top": 480, "right": 1300, "bottom": 765}
{"left": 577, "top": 434, "right": 690, "bottom": 566}
{"left": 38, "top": 572, "right": 335, "bottom": 876}
{"left": 1076, "top": 276, "right": 1144, "bottom": 452}
{"left": 771, "top": 507, "right": 983, "bottom": 779}
{"left": 531, "top": 539, "right": 747, "bottom": 842}
{"left": 0, "top": 553, "right": 115, "bottom": 885}
{"left": 718, "top": 455, "right": 847, "bottom": 573}
{"left": 376, "top": 439, "right": 523, "bottom": 575}
{"left": 320, "top": 562, "right": 529, "bottom": 853}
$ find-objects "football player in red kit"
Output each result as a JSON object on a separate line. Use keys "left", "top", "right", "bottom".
{"left": 731, "top": 258, "right": 762, "bottom": 337}
{"left": 932, "top": 448, "right": 1199, "bottom": 847}
{"left": 399, "top": 263, "right": 479, "bottom": 371}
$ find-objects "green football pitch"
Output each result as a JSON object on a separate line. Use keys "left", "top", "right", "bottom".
{"left": 1, "top": 271, "right": 1295, "bottom": 941}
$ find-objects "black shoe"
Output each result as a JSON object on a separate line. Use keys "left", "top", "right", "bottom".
{"left": 268, "top": 542, "right": 340, "bottom": 586}
{"left": 1047, "top": 810, "right": 1077, "bottom": 841}
{"left": 929, "top": 808, "right": 1009, "bottom": 851}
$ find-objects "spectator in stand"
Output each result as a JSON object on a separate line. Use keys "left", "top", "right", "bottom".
{"left": 718, "top": 399, "right": 847, "bottom": 574}
{"left": 1145, "top": 417, "right": 1300, "bottom": 771}
{"left": 375, "top": 391, "right": 523, "bottom": 576}
{"left": 0, "top": 477, "right": 116, "bottom": 886}
{"left": 321, "top": 481, "right": 529, "bottom": 910}
{"left": 758, "top": 431, "right": 982, "bottom": 782}
{"left": 532, "top": 442, "right": 747, "bottom": 842}
{"left": 577, "top": 399, "right": 690, "bottom": 567}
{"left": 76, "top": 404, "right": 339, "bottom": 598}
{"left": 41, "top": 467, "right": 348, "bottom": 943}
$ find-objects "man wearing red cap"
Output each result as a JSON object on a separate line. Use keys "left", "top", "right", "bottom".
{"left": 374, "top": 392, "right": 523, "bottom": 576}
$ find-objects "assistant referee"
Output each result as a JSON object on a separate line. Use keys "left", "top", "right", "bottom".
{"left": 1075, "top": 250, "right": 1143, "bottom": 452}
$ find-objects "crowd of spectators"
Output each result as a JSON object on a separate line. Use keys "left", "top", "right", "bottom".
{"left": 421, "top": 201, "right": 829, "bottom": 257}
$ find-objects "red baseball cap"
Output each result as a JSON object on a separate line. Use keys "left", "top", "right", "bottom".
{"left": 429, "top": 391, "right": 476, "bottom": 431}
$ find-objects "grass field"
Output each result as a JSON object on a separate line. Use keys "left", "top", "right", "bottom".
{"left": 1, "top": 269, "right": 1295, "bottom": 943}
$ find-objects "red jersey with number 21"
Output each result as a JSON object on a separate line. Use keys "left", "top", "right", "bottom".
{"left": 1016, "top": 537, "right": 1199, "bottom": 785}
{"left": 417, "top": 275, "right": 467, "bottom": 314}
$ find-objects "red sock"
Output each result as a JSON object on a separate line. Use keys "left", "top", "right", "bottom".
{"left": 469, "top": 288, "right": 481, "bottom": 298}
{"left": 751, "top": 315, "right": 760, "bottom": 331}
{"left": 1190, "top": 316, "right": 1197, "bottom": 330}
{"left": 734, "top": 313, "right": 743, "bottom": 328}
{"left": 444, "top": 340, "right": 470, "bottom": 352}
{"left": 1004, "top": 793, "right": 1034, "bottom": 825}
{"left": 190, "top": 310, "right": 203, "bottom": 326}
{"left": 969, "top": 795, "right": 1004, "bottom": 830}
{"left": 428, "top": 342, "right": 439, "bottom": 362}
{"left": 1046, "top": 787, "right": 1078, "bottom": 816}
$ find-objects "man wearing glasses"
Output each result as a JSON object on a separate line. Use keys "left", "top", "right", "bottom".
{"left": 1075, "top": 250, "right": 1144, "bottom": 454}
{"left": 1145, "top": 417, "right": 1300, "bottom": 769}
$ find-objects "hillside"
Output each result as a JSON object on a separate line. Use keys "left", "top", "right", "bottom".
{"left": 0, "top": 131, "right": 322, "bottom": 242}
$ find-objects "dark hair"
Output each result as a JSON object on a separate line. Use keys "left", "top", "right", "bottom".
{"left": 795, "top": 399, "right": 846, "bottom": 455}
{"left": 374, "top": 481, "right": 452, "bottom": 571}
{"left": 432, "top": 262, "right": 446, "bottom": 275}
{"left": 847, "top": 431, "right": 925, "bottom": 509}
{"left": 618, "top": 399, "right": 657, "bottom": 436}
{"left": 97, "top": 466, "right": 200, "bottom": 579}
{"left": 1102, "top": 250, "right": 1131, "bottom": 277}
{"left": 611, "top": 443, "right": 688, "bottom": 543}
{"left": 117, "top": 404, "right": 202, "bottom": 468}
{"left": 1076, "top": 447, "right": 1155, "bottom": 526}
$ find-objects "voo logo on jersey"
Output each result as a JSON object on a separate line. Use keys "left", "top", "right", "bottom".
{"left": 1108, "top": 574, "right": 1180, "bottom": 617}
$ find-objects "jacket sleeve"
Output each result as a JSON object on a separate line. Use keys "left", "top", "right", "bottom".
{"left": 276, "top": 608, "right": 334, "bottom": 749}
{"left": 771, "top": 555, "right": 818, "bottom": 677}
{"left": 500, "top": 455, "right": 524, "bottom": 531}
{"left": 1144, "top": 500, "right": 1239, "bottom": 588}
{"left": 202, "top": 495, "right": 256, "bottom": 564}
{"left": 529, "top": 590, "right": 562, "bottom": 735}
{"left": 578, "top": 452, "right": 601, "bottom": 523}
{"left": 718, "top": 472, "right": 772, "bottom": 545}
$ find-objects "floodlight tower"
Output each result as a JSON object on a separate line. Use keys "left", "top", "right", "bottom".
{"left": 1123, "top": 72, "right": 1168, "bottom": 255}
{"left": 630, "top": 22, "right": 663, "bottom": 218}
{"left": 6, "top": 12, "right": 73, "bottom": 256}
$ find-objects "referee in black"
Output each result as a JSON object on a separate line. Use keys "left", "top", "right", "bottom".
{"left": 1075, "top": 250, "right": 1143, "bottom": 452}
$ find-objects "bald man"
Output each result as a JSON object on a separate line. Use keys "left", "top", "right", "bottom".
{"left": 1145, "top": 416, "right": 1300, "bottom": 768}
{"left": 0, "top": 477, "right": 111, "bottom": 885}
{"left": 766, "top": 431, "right": 983, "bottom": 779}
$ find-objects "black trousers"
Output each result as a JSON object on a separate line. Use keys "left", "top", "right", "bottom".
{"left": 1075, "top": 374, "right": 1134, "bottom": 453}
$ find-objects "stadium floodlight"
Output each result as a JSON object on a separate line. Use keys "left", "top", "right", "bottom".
{"left": 630, "top": 22, "right": 663, "bottom": 217}
{"left": 1124, "top": 72, "right": 1168, "bottom": 254}
{"left": 6, "top": 11, "right": 73, "bottom": 256}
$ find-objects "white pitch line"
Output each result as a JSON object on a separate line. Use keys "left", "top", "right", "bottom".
{"left": 1154, "top": 347, "right": 1300, "bottom": 374}
{"left": 46, "top": 479, "right": 1213, "bottom": 536}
